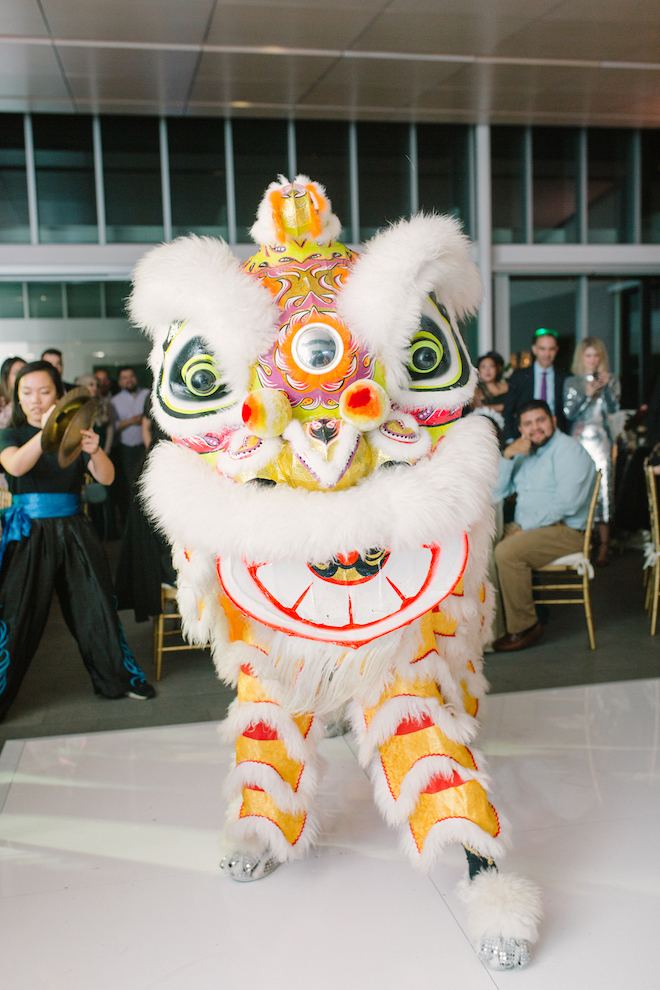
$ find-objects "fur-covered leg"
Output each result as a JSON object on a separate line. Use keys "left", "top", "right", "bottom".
{"left": 351, "top": 672, "right": 505, "bottom": 871}
{"left": 219, "top": 662, "right": 324, "bottom": 880}
{"left": 457, "top": 850, "right": 542, "bottom": 971}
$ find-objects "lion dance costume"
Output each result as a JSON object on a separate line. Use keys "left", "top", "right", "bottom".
{"left": 131, "top": 176, "right": 542, "bottom": 970}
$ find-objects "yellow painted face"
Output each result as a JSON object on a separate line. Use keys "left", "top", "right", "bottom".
{"left": 159, "top": 215, "right": 472, "bottom": 492}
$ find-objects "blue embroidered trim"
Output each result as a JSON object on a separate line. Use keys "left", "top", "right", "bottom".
{"left": 0, "top": 620, "right": 10, "bottom": 696}
{"left": 114, "top": 601, "right": 146, "bottom": 687}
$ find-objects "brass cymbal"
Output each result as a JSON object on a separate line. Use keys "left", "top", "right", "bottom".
{"left": 41, "top": 387, "right": 93, "bottom": 455}
{"left": 58, "top": 396, "right": 99, "bottom": 468}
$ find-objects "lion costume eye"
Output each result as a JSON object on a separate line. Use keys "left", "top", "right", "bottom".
{"left": 405, "top": 297, "right": 470, "bottom": 392}
{"left": 157, "top": 321, "right": 235, "bottom": 419}
{"left": 181, "top": 355, "right": 223, "bottom": 396}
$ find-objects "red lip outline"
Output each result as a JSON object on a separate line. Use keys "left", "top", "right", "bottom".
{"left": 216, "top": 534, "right": 468, "bottom": 648}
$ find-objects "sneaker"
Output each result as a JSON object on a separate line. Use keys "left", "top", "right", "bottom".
{"left": 125, "top": 681, "right": 156, "bottom": 700}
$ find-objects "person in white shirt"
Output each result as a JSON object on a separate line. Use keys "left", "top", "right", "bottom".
{"left": 110, "top": 366, "right": 149, "bottom": 522}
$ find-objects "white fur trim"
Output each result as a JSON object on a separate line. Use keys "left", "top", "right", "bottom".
{"left": 366, "top": 412, "right": 432, "bottom": 464}
{"left": 224, "top": 758, "right": 320, "bottom": 815}
{"left": 349, "top": 696, "right": 477, "bottom": 766}
{"left": 338, "top": 214, "right": 482, "bottom": 409}
{"left": 142, "top": 414, "right": 499, "bottom": 565}
{"left": 250, "top": 174, "right": 342, "bottom": 246}
{"left": 170, "top": 541, "right": 220, "bottom": 645}
{"left": 241, "top": 619, "right": 418, "bottom": 717}
{"left": 283, "top": 418, "right": 361, "bottom": 489}
{"left": 220, "top": 698, "right": 325, "bottom": 764}
{"left": 369, "top": 752, "right": 490, "bottom": 827}
{"left": 400, "top": 817, "right": 507, "bottom": 871}
{"left": 226, "top": 805, "right": 321, "bottom": 862}
{"left": 215, "top": 431, "right": 283, "bottom": 480}
{"left": 129, "top": 235, "right": 278, "bottom": 437}
{"left": 457, "top": 870, "right": 543, "bottom": 945}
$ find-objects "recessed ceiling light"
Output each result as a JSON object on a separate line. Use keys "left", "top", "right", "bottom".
{"left": 231, "top": 101, "right": 252, "bottom": 108}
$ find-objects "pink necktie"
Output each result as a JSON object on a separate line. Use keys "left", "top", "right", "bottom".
{"left": 540, "top": 371, "right": 547, "bottom": 402}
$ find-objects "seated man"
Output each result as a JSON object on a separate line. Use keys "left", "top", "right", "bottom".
{"left": 493, "top": 399, "right": 597, "bottom": 651}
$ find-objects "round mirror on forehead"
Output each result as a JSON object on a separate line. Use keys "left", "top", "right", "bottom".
{"left": 291, "top": 323, "right": 344, "bottom": 374}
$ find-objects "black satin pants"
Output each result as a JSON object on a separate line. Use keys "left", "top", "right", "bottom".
{"left": 0, "top": 514, "right": 146, "bottom": 722}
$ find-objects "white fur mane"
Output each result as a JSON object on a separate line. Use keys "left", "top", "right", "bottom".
{"left": 142, "top": 414, "right": 498, "bottom": 564}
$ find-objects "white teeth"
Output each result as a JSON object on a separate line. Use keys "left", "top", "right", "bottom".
{"left": 217, "top": 535, "right": 467, "bottom": 647}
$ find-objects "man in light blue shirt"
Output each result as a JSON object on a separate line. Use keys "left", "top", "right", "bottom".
{"left": 492, "top": 399, "right": 597, "bottom": 651}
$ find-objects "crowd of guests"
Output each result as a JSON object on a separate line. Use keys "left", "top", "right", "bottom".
{"left": 472, "top": 330, "right": 621, "bottom": 651}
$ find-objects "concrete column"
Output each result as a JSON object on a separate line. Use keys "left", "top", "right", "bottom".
{"left": 493, "top": 273, "right": 510, "bottom": 359}
{"left": 475, "top": 123, "right": 493, "bottom": 353}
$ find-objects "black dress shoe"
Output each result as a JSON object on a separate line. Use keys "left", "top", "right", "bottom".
{"left": 493, "top": 622, "right": 543, "bottom": 652}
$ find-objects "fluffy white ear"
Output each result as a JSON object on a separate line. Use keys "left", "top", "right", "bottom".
{"left": 129, "top": 235, "right": 278, "bottom": 435}
{"left": 338, "top": 214, "right": 482, "bottom": 409}
{"left": 249, "top": 174, "right": 342, "bottom": 246}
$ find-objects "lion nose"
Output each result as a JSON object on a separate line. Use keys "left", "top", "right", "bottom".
{"left": 309, "top": 417, "right": 341, "bottom": 444}
{"left": 339, "top": 379, "right": 390, "bottom": 431}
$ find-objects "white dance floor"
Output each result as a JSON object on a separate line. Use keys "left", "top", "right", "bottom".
{"left": 1, "top": 678, "right": 659, "bottom": 989}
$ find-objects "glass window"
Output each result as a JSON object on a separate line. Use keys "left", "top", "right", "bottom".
{"left": 232, "top": 119, "right": 288, "bottom": 243}
{"left": 620, "top": 284, "right": 642, "bottom": 407}
{"left": 295, "top": 120, "right": 351, "bottom": 240}
{"left": 358, "top": 123, "right": 410, "bottom": 242}
{"left": 532, "top": 128, "right": 579, "bottom": 244}
{"left": 641, "top": 130, "right": 660, "bottom": 244}
{"left": 168, "top": 118, "right": 227, "bottom": 239}
{"left": 417, "top": 124, "right": 470, "bottom": 233}
{"left": 32, "top": 114, "right": 97, "bottom": 244}
{"left": 586, "top": 278, "right": 618, "bottom": 371}
{"left": 491, "top": 126, "right": 525, "bottom": 244}
{"left": 0, "top": 282, "right": 25, "bottom": 318}
{"left": 66, "top": 282, "right": 102, "bottom": 318}
{"left": 587, "top": 129, "right": 632, "bottom": 244}
{"left": 104, "top": 281, "right": 131, "bottom": 318}
{"left": 101, "top": 116, "right": 163, "bottom": 243}
{"left": 650, "top": 280, "right": 660, "bottom": 395}
{"left": 459, "top": 314, "right": 478, "bottom": 365}
{"left": 27, "top": 282, "right": 63, "bottom": 319}
{"left": 509, "top": 278, "right": 577, "bottom": 370}
{"left": 0, "top": 114, "right": 30, "bottom": 244}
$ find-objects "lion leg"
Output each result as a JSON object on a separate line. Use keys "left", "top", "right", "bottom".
{"left": 351, "top": 674, "right": 541, "bottom": 969}
{"left": 219, "top": 662, "right": 324, "bottom": 881}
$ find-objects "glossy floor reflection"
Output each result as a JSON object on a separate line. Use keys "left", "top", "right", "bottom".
{"left": 1, "top": 679, "right": 659, "bottom": 990}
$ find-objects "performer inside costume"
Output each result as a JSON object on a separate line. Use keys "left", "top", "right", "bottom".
{"left": 0, "top": 361, "right": 155, "bottom": 722}
{"left": 132, "top": 177, "right": 542, "bottom": 971}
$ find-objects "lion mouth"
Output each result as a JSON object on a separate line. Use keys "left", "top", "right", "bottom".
{"left": 217, "top": 533, "right": 468, "bottom": 647}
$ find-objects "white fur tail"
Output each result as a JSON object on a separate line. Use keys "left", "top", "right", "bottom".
{"left": 457, "top": 870, "right": 543, "bottom": 946}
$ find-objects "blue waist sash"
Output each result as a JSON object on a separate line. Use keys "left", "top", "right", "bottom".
{"left": 0, "top": 493, "right": 81, "bottom": 571}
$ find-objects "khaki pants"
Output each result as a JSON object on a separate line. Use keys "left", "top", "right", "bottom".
{"left": 494, "top": 522, "right": 584, "bottom": 634}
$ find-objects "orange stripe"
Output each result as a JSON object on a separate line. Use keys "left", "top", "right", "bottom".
{"left": 239, "top": 786, "right": 306, "bottom": 845}
{"left": 379, "top": 723, "right": 477, "bottom": 799}
{"left": 236, "top": 737, "right": 304, "bottom": 791}
{"left": 363, "top": 676, "right": 443, "bottom": 728}
{"left": 408, "top": 779, "right": 500, "bottom": 852}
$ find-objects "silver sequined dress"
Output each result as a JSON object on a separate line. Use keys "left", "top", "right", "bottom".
{"left": 563, "top": 375, "right": 620, "bottom": 523}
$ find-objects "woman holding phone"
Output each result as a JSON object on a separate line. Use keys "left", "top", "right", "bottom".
{"left": 564, "top": 337, "right": 620, "bottom": 567}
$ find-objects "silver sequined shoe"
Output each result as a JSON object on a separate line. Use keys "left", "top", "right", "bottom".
{"left": 479, "top": 936, "right": 532, "bottom": 970}
{"left": 220, "top": 849, "right": 282, "bottom": 882}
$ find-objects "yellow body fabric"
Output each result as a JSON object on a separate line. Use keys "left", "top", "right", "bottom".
{"left": 227, "top": 584, "right": 500, "bottom": 863}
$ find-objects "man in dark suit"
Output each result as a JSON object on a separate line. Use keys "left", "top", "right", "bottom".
{"left": 502, "top": 329, "right": 569, "bottom": 442}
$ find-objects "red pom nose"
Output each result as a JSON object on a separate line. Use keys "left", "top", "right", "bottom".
{"left": 339, "top": 379, "right": 390, "bottom": 431}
